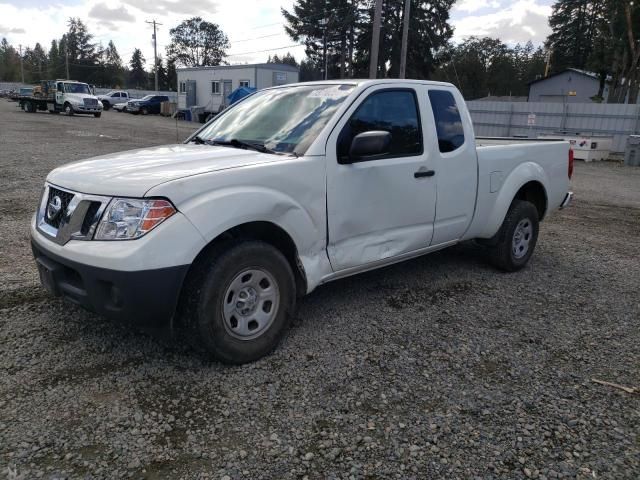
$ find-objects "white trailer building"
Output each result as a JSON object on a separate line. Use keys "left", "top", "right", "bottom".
{"left": 176, "top": 63, "right": 300, "bottom": 113}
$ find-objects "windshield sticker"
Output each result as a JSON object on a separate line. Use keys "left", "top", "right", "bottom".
{"left": 308, "top": 87, "right": 348, "bottom": 99}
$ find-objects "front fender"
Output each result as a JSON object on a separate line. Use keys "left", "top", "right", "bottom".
{"left": 478, "top": 161, "right": 548, "bottom": 238}
{"left": 171, "top": 185, "right": 329, "bottom": 292}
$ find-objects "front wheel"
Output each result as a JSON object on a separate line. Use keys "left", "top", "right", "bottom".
{"left": 141, "top": 107, "right": 149, "bottom": 115}
{"left": 102, "top": 101, "right": 110, "bottom": 110}
{"left": 488, "top": 200, "right": 539, "bottom": 272}
{"left": 64, "top": 103, "right": 74, "bottom": 116}
{"left": 94, "top": 112, "right": 101, "bottom": 118}
{"left": 182, "top": 241, "right": 296, "bottom": 364}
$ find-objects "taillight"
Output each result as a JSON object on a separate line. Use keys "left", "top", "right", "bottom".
{"left": 568, "top": 148, "right": 574, "bottom": 179}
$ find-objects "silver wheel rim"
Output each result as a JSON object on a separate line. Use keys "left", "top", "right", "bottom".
{"left": 512, "top": 218, "right": 533, "bottom": 259}
{"left": 65, "top": 105, "right": 71, "bottom": 114}
{"left": 221, "top": 268, "right": 280, "bottom": 341}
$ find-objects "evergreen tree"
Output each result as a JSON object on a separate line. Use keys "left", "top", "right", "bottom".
{"left": 129, "top": 48, "right": 147, "bottom": 88}
{"left": 0, "top": 38, "right": 20, "bottom": 81}
{"left": 104, "top": 40, "right": 124, "bottom": 87}
{"left": 166, "top": 57, "right": 177, "bottom": 91}
{"left": 64, "top": 17, "right": 98, "bottom": 81}
{"left": 546, "top": 0, "right": 605, "bottom": 73}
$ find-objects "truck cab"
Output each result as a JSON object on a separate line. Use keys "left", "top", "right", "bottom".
{"left": 54, "top": 81, "right": 102, "bottom": 117}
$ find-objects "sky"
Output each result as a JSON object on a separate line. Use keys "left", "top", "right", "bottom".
{"left": 0, "top": 0, "right": 555, "bottom": 68}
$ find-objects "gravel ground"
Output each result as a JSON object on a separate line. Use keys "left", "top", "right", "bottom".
{"left": 0, "top": 99, "right": 639, "bottom": 480}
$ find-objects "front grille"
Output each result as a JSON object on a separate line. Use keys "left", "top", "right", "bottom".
{"left": 44, "top": 187, "right": 74, "bottom": 228}
{"left": 83, "top": 98, "right": 98, "bottom": 107}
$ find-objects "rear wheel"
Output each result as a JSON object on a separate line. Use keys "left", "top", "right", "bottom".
{"left": 181, "top": 241, "right": 296, "bottom": 364}
{"left": 488, "top": 200, "right": 539, "bottom": 271}
{"left": 23, "top": 101, "right": 35, "bottom": 113}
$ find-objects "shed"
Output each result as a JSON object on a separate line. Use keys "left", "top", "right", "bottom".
{"left": 528, "top": 69, "right": 607, "bottom": 103}
{"left": 176, "top": 63, "right": 299, "bottom": 113}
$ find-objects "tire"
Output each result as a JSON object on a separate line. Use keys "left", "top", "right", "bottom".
{"left": 141, "top": 107, "right": 149, "bottom": 115}
{"left": 64, "top": 103, "right": 74, "bottom": 116}
{"left": 24, "top": 101, "right": 35, "bottom": 113}
{"left": 94, "top": 112, "right": 101, "bottom": 118}
{"left": 488, "top": 200, "right": 539, "bottom": 272}
{"left": 182, "top": 240, "right": 296, "bottom": 364}
{"left": 102, "top": 101, "right": 110, "bottom": 111}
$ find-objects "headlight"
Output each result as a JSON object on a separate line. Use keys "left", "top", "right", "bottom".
{"left": 94, "top": 198, "right": 176, "bottom": 240}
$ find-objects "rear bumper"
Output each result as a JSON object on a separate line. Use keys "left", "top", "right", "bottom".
{"left": 31, "top": 240, "right": 189, "bottom": 327}
{"left": 560, "top": 191, "right": 573, "bottom": 209}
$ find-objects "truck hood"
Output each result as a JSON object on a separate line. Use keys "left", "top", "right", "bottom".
{"left": 66, "top": 93, "right": 99, "bottom": 104}
{"left": 47, "top": 144, "right": 284, "bottom": 197}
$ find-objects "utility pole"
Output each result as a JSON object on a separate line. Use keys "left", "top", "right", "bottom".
{"left": 18, "top": 44, "right": 24, "bottom": 83}
{"left": 65, "top": 44, "right": 70, "bottom": 79}
{"left": 399, "top": 0, "right": 411, "bottom": 79}
{"left": 146, "top": 19, "right": 162, "bottom": 92}
{"left": 319, "top": 18, "right": 328, "bottom": 80}
{"left": 369, "top": 0, "right": 383, "bottom": 79}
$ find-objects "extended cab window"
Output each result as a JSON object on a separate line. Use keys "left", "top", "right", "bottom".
{"left": 428, "top": 90, "right": 465, "bottom": 153}
{"left": 337, "top": 89, "right": 422, "bottom": 161}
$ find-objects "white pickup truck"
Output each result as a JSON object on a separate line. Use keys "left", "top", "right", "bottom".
{"left": 97, "top": 90, "right": 129, "bottom": 110}
{"left": 31, "top": 80, "right": 573, "bottom": 363}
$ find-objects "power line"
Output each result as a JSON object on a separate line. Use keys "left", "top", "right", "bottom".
{"left": 226, "top": 43, "right": 306, "bottom": 57}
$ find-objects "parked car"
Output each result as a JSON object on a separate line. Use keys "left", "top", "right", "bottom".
{"left": 98, "top": 91, "right": 129, "bottom": 110}
{"left": 31, "top": 80, "right": 573, "bottom": 364}
{"left": 127, "top": 95, "right": 169, "bottom": 115}
{"left": 112, "top": 102, "right": 129, "bottom": 112}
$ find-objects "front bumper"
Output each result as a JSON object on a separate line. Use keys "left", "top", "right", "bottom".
{"left": 31, "top": 239, "right": 189, "bottom": 327}
{"left": 73, "top": 104, "right": 102, "bottom": 113}
{"left": 127, "top": 105, "right": 140, "bottom": 112}
{"left": 560, "top": 191, "right": 573, "bottom": 209}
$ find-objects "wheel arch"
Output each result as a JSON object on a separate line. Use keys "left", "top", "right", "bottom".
{"left": 182, "top": 220, "right": 308, "bottom": 302}
{"left": 513, "top": 180, "right": 548, "bottom": 221}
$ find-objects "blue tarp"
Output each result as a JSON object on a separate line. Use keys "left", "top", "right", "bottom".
{"left": 227, "top": 86, "right": 256, "bottom": 104}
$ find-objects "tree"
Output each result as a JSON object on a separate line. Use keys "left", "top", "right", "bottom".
{"left": 64, "top": 17, "right": 98, "bottom": 81}
{"left": 103, "top": 40, "right": 124, "bottom": 87}
{"left": 268, "top": 52, "right": 299, "bottom": 66}
{"left": 166, "top": 57, "right": 177, "bottom": 91}
{"left": 0, "top": 38, "right": 20, "bottom": 81}
{"left": 47, "top": 39, "right": 66, "bottom": 79}
{"left": 546, "top": 0, "right": 605, "bottom": 73}
{"left": 543, "top": 0, "right": 640, "bottom": 103}
{"left": 129, "top": 48, "right": 147, "bottom": 88}
{"left": 283, "top": 0, "right": 454, "bottom": 80}
{"left": 166, "top": 17, "right": 229, "bottom": 67}
{"left": 22, "top": 43, "right": 48, "bottom": 81}
{"left": 432, "top": 37, "right": 547, "bottom": 99}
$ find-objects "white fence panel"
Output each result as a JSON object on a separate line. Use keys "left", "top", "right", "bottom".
{"left": 468, "top": 100, "right": 640, "bottom": 153}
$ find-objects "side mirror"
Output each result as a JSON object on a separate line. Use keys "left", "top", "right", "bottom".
{"left": 345, "top": 131, "right": 392, "bottom": 163}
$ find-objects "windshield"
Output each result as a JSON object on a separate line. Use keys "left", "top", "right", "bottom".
{"left": 138, "top": 95, "right": 153, "bottom": 101}
{"left": 195, "top": 84, "right": 355, "bottom": 155}
{"left": 64, "top": 83, "right": 91, "bottom": 95}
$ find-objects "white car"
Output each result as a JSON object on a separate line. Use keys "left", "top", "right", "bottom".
{"left": 31, "top": 80, "right": 573, "bottom": 364}
{"left": 97, "top": 91, "right": 129, "bottom": 110}
{"left": 112, "top": 102, "right": 129, "bottom": 112}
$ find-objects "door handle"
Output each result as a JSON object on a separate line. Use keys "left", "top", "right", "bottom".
{"left": 414, "top": 169, "right": 435, "bottom": 178}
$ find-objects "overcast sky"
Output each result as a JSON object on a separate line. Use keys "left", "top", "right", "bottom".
{"left": 0, "top": 0, "right": 554, "bottom": 67}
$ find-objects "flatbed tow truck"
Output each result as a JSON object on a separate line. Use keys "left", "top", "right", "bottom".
{"left": 18, "top": 79, "right": 102, "bottom": 117}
